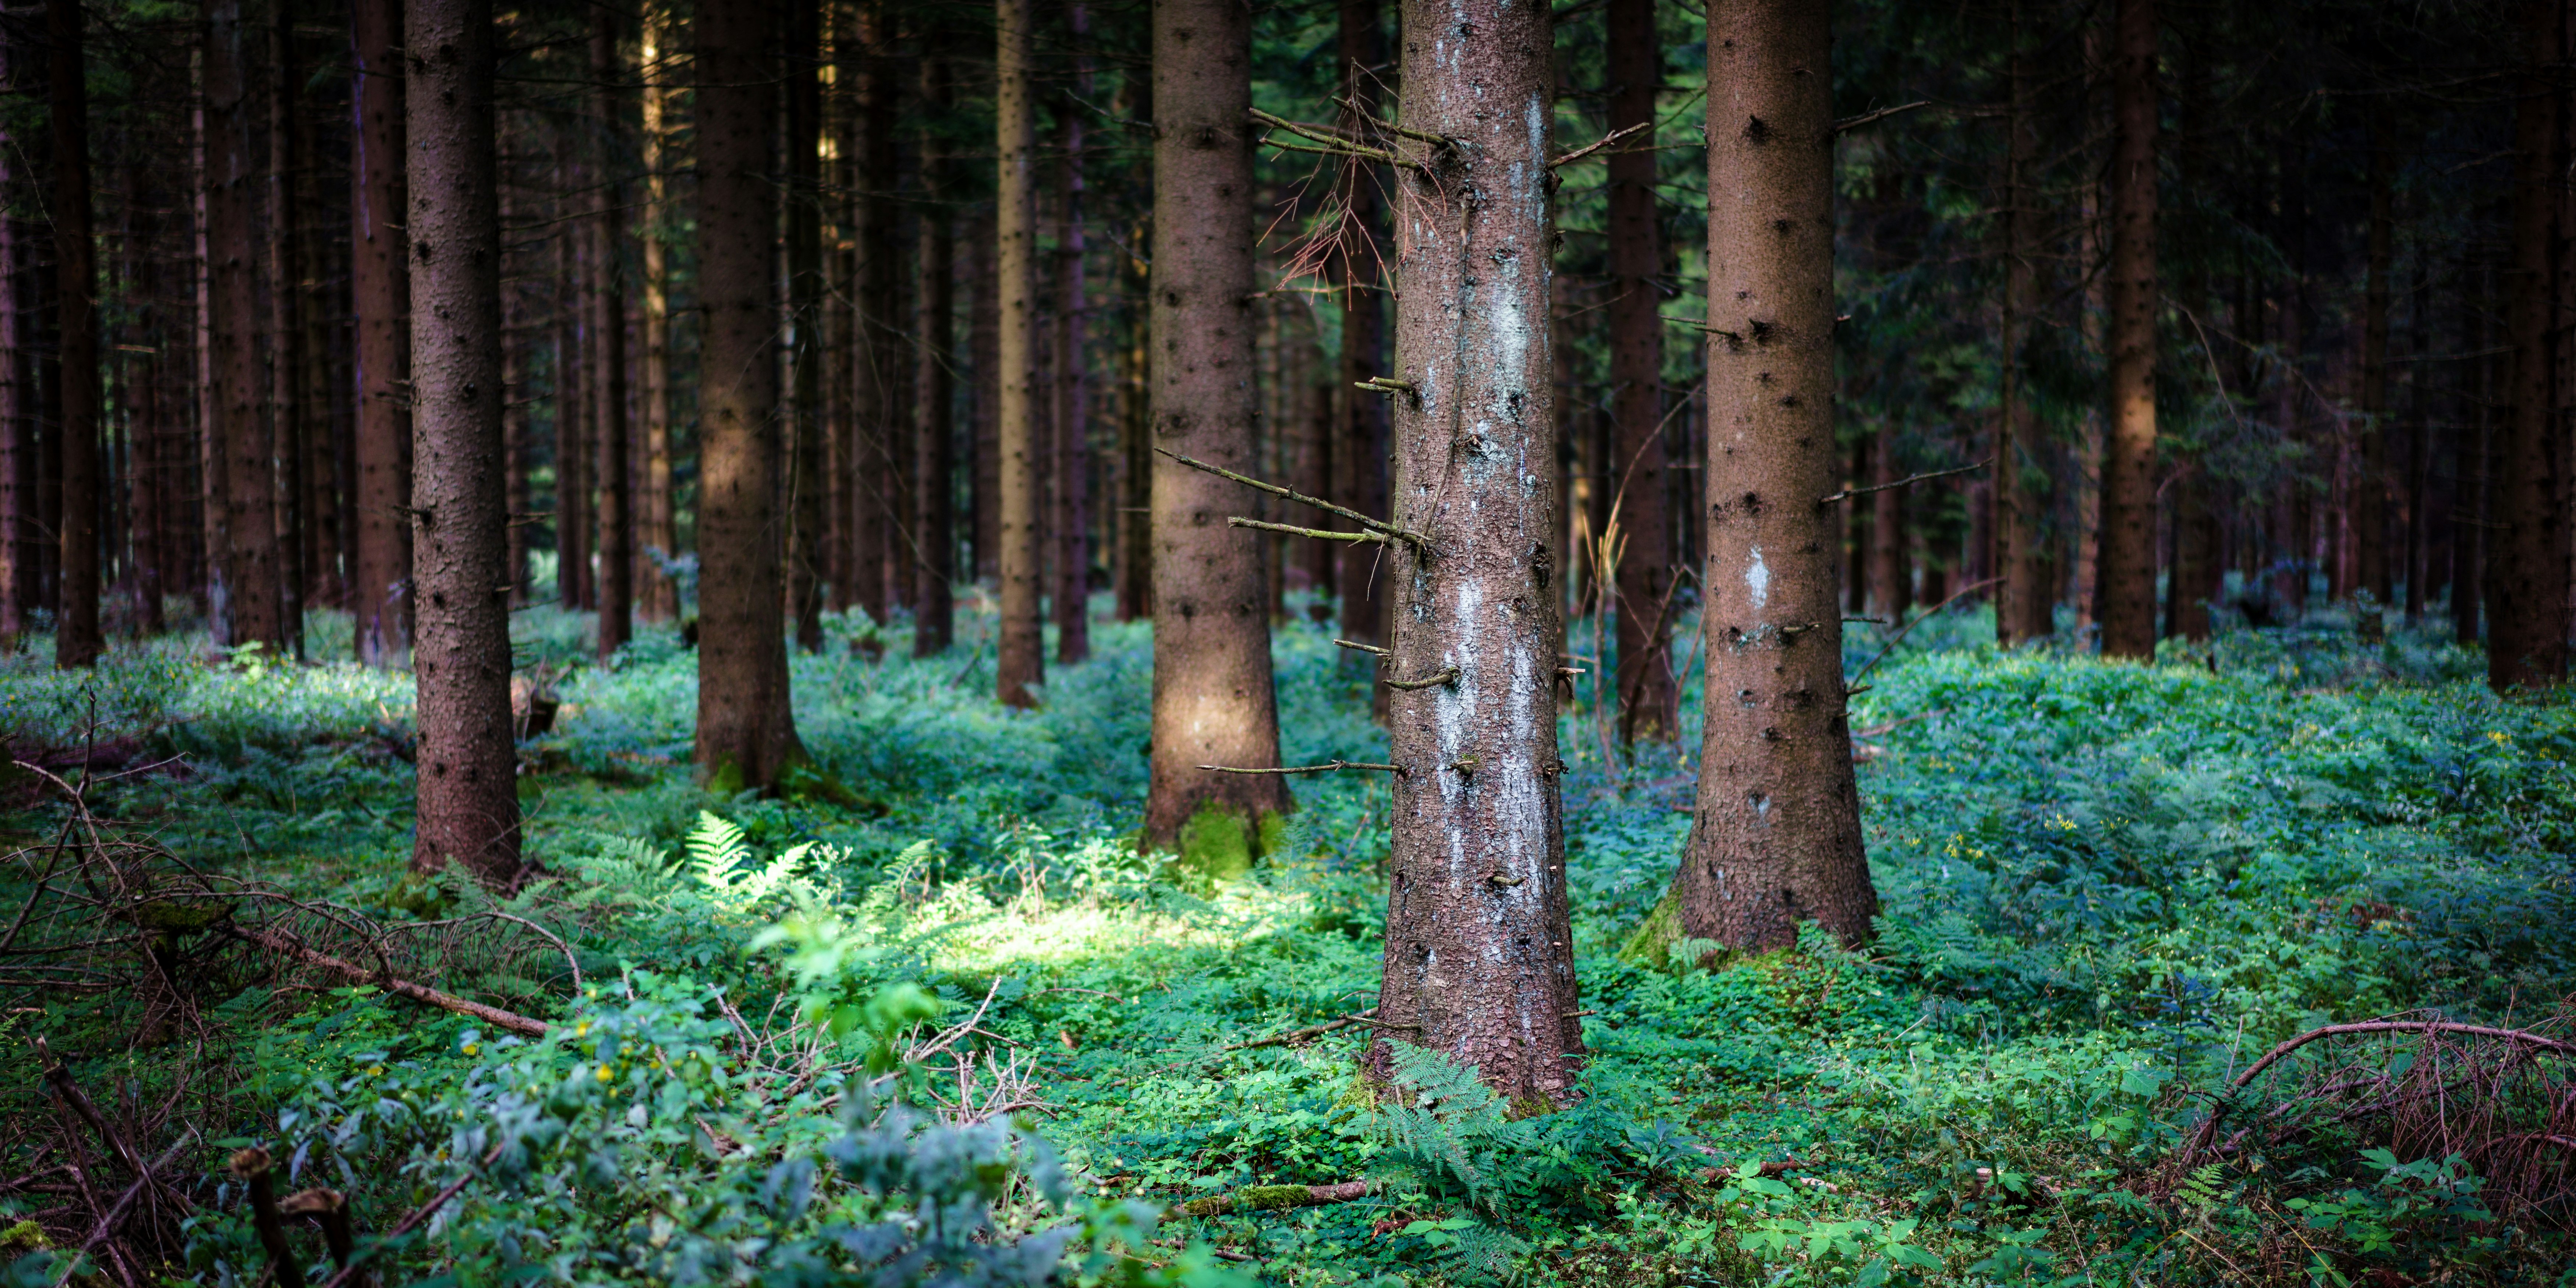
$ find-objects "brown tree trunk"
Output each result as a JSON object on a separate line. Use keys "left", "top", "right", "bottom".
{"left": 2456, "top": 258, "right": 2491, "bottom": 645}
{"left": 351, "top": 0, "right": 410, "bottom": 665}
{"left": 208, "top": 0, "right": 284, "bottom": 652}
{"left": 2095, "top": 0, "right": 2158, "bottom": 659}
{"left": 638, "top": 7, "right": 675, "bottom": 621}
{"left": 1363, "top": 0, "right": 1583, "bottom": 1109}
{"left": 2491, "top": 0, "right": 2572, "bottom": 689}
{"left": 1053, "top": 8, "right": 1093, "bottom": 665}
{"left": 268, "top": 2, "right": 306, "bottom": 659}
{"left": 592, "top": 13, "right": 633, "bottom": 661}
{"left": 406, "top": 0, "right": 520, "bottom": 883}
{"left": 995, "top": 0, "right": 1044, "bottom": 707}
{"left": 1606, "top": 0, "right": 1675, "bottom": 742}
{"left": 1140, "top": 0, "right": 1289, "bottom": 849}
{"left": 913, "top": 56, "right": 957, "bottom": 657}
{"left": 1673, "top": 0, "right": 1877, "bottom": 954}
{"left": 502, "top": 175, "right": 530, "bottom": 604}
{"left": 1868, "top": 430, "right": 1909, "bottom": 620}
{"left": 2356, "top": 119, "right": 2394, "bottom": 613}
{"left": 1118, "top": 216, "right": 1153, "bottom": 623}
{"left": 556, "top": 188, "right": 588, "bottom": 612}
{"left": 1333, "top": 0, "right": 1388, "bottom": 655}
{"left": 0, "top": 167, "right": 24, "bottom": 647}
{"left": 1996, "top": 25, "right": 2051, "bottom": 647}
{"left": 2403, "top": 259, "right": 2431, "bottom": 622}
{"left": 855, "top": 0, "right": 898, "bottom": 627}
{"left": 972, "top": 209, "right": 999, "bottom": 583}
{"left": 785, "top": 0, "right": 824, "bottom": 653}
{"left": 48, "top": 0, "right": 101, "bottom": 667}
{"left": 694, "top": 0, "right": 808, "bottom": 789}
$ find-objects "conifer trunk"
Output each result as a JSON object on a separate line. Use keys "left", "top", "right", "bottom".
{"left": 1053, "top": 6, "right": 1093, "bottom": 665}
{"left": 1607, "top": 0, "right": 1675, "bottom": 742}
{"left": 638, "top": 9, "right": 675, "bottom": 621}
{"left": 2491, "top": 0, "right": 2572, "bottom": 689}
{"left": 856, "top": 0, "right": 899, "bottom": 626}
{"left": 1333, "top": 0, "right": 1387, "bottom": 650}
{"left": 49, "top": 0, "right": 101, "bottom": 668}
{"left": 1674, "top": 0, "right": 1877, "bottom": 952}
{"left": 785, "top": 0, "right": 824, "bottom": 653}
{"left": 208, "top": 0, "right": 284, "bottom": 652}
{"left": 995, "top": 0, "right": 1044, "bottom": 707}
{"left": 0, "top": 92, "right": 20, "bottom": 647}
{"left": 913, "top": 55, "right": 957, "bottom": 657}
{"left": 1995, "top": 1, "right": 2046, "bottom": 646}
{"left": 556, "top": 170, "right": 589, "bottom": 612}
{"left": 1365, "top": 0, "right": 1584, "bottom": 1109}
{"left": 2095, "top": 0, "right": 2159, "bottom": 658}
{"left": 1141, "top": 0, "right": 1290, "bottom": 850}
{"left": 266, "top": 0, "right": 305, "bottom": 660}
{"left": 406, "top": 0, "right": 520, "bottom": 882}
{"left": 2356, "top": 121, "right": 2394, "bottom": 611}
{"left": 592, "top": 14, "right": 633, "bottom": 660}
{"left": 694, "top": 0, "right": 808, "bottom": 788}
{"left": 351, "top": 0, "right": 410, "bottom": 665}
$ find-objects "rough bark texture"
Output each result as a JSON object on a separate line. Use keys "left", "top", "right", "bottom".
{"left": 786, "top": 0, "right": 824, "bottom": 653}
{"left": 1054, "top": 8, "right": 1094, "bottom": 665}
{"left": 2491, "top": 0, "right": 2571, "bottom": 690}
{"left": 1992, "top": 8, "right": 2046, "bottom": 648}
{"left": 638, "top": 8, "right": 675, "bottom": 621}
{"left": 693, "top": 0, "right": 808, "bottom": 789}
{"left": 1676, "top": 0, "right": 1877, "bottom": 953}
{"left": 2095, "top": 0, "right": 2159, "bottom": 659}
{"left": 1365, "top": 0, "right": 1585, "bottom": 1111}
{"left": 913, "top": 56, "right": 957, "bottom": 658}
{"left": 1607, "top": 0, "right": 1675, "bottom": 742}
{"left": 1333, "top": 0, "right": 1388, "bottom": 650}
{"left": 49, "top": 0, "right": 100, "bottom": 668}
{"left": 1142, "top": 0, "right": 1291, "bottom": 849}
{"left": 208, "top": 0, "right": 284, "bottom": 652}
{"left": 856, "top": 0, "right": 900, "bottom": 626}
{"left": 266, "top": 2, "right": 305, "bottom": 659}
{"left": 556, "top": 191, "right": 588, "bottom": 611}
{"left": 591, "top": 14, "right": 632, "bottom": 660}
{"left": 995, "top": 0, "right": 1045, "bottom": 707}
{"left": 406, "top": 0, "right": 520, "bottom": 883}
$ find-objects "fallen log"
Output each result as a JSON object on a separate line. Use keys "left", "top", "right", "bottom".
{"left": 229, "top": 927, "right": 548, "bottom": 1037}
{"left": 1178, "top": 1180, "right": 1374, "bottom": 1218}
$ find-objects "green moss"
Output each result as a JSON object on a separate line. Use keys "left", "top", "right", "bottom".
{"left": 1158, "top": 801, "right": 1287, "bottom": 885}
{"left": 703, "top": 757, "right": 747, "bottom": 798}
{"left": 1178, "top": 1184, "right": 1314, "bottom": 1218}
{"left": 1617, "top": 884, "right": 1684, "bottom": 969}
{"left": 0, "top": 1220, "right": 44, "bottom": 1253}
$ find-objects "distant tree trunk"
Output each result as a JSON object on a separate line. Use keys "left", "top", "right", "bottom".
{"left": 2403, "top": 259, "right": 2431, "bottom": 622}
{"left": 971, "top": 209, "right": 999, "bottom": 583}
{"left": 296, "top": 70, "right": 340, "bottom": 616}
{"left": 2456, "top": 257, "right": 2491, "bottom": 645}
{"left": 406, "top": 0, "right": 520, "bottom": 883}
{"left": 785, "top": 0, "right": 824, "bottom": 652}
{"left": 2095, "top": 0, "right": 2158, "bottom": 659}
{"left": 593, "top": 13, "right": 633, "bottom": 660}
{"left": 995, "top": 0, "right": 1044, "bottom": 707}
{"left": 266, "top": 0, "right": 306, "bottom": 661}
{"left": 49, "top": 0, "right": 101, "bottom": 668}
{"left": 502, "top": 176, "right": 530, "bottom": 603}
{"left": 638, "top": 8, "right": 676, "bottom": 621}
{"left": 855, "top": 0, "right": 898, "bottom": 626}
{"left": 1994, "top": 20, "right": 2050, "bottom": 645}
{"left": 1868, "top": 429, "right": 1909, "bottom": 621}
{"left": 694, "top": 0, "right": 808, "bottom": 789}
{"left": 1333, "top": 0, "right": 1387, "bottom": 650}
{"left": 208, "top": 0, "right": 284, "bottom": 652}
{"left": 1606, "top": 0, "right": 1674, "bottom": 743}
{"left": 1364, "top": 0, "right": 1583, "bottom": 1110}
{"left": 0, "top": 117, "right": 24, "bottom": 647}
{"left": 1118, "top": 217, "right": 1153, "bottom": 623}
{"left": 351, "top": 0, "right": 410, "bottom": 665}
{"left": 2356, "top": 119, "right": 2394, "bottom": 613}
{"left": 913, "top": 58, "right": 957, "bottom": 657}
{"left": 2491, "top": 0, "right": 2572, "bottom": 689}
{"left": 1672, "top": 0, "right": 1877, "bottom": 954}
{"left": 556, "top": 199, "right": 588, "bottom": 612}
{"left": 1140, "top": 0, "right": 1288, "bottom": 849}
{"left": 1053, "top": 8, "right": 1093, "bottom": 665}
{"left": 194, "top": 78, "right": 227, "bottom": 639}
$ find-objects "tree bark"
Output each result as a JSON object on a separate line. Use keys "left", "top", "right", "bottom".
{"left": 1053, "top": 5, "right": 1094, "bottom": 665}
{"left": 693, "top": 0, "right": 808, "bottom": 789}
{"left": 2355, "top": 117, "right": 2394, "bottom": 612}
{"left": 267, "top": 0, "right": 306, "bottom": 661}
{"left": 1333, "top": 0, "right": 1387, "bottom": 651}
{"left": 2456, "top": 256, "right": 2491, "bottom": 646}
{"left": 971, "top": 209, "right": 999, "bottom": 583}
{"left": 556, "top": 196, "right": 588, "bottom": 613}
{"left": 1140, "top": 0, "right": 1289, "bottom": 847}
{"left": 1868, "top": 429, "right": 1909, "bottom": 622}
{"left": 2095, "top": 0, "right": 2158, "bottom": 659}
{"left": 913, "top": 55, "right": 957, "bottom": 658}
{"left": 208, "top": 0, "right": 284, "bottom": 652}
{"left": 0, "top": 109, "right": 24, "bottom": 647}
{"left": 1996, "top": 0, "right": 2049, "bottom": 645}
{"left": 995, "top": 0, "right": 1044, "bottom": 707}
{"left": 2491, "top": 0, "right": 2572, "bottom": 689}
{"left": 592, "top": 13, "right": 633, "bottom": 661}
{"left": 2403, "top": 259, "right": 2431, "bottom": 622}
{"left": 351, "top": 0, "right": 410, "bottom": 665}
{"left": 638, "top": 8, "right": 676, "bottom": 621}
{"left": 1674, "top": 0, "right": 1877, "bottom": 954}
{"left": 48, "top": 0, "right": 101, "bottom": 668}
{"left": 406, "top": 0, "right": 520, "bottom": 883}
{"left": 785, "top": 0, "right": 824, "bottom": 653}
{"left": 855, "top": 0, "right": 899, "bottom": 627}
{"left": 1606, "top": 0, "right": 1675, "bottom": 743}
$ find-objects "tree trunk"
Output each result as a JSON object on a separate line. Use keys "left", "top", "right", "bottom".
{"left": 1334, "top": 0, "right": 1388, "bottom": 659}
{"left": 856, "top": 0, "right": 899, "bottom": 628}
{"left": 913, "top": 56, "right": 956, "bottom": 657}
{"left": 1605, "top": 0, "right": 1675, "bottom": 743}
{"left": 2456, "top": 257, "right": 2491, "bottom": 645}
{"left": 48, "top": 0, "right": 101, "bottom": 668}
{"left": 1, "top": 114, "right": 24, "bottom": 647}
{"left": 2356, "top": 118, "right": 2394, "bottom": 613}
{"left": 1363, "top": 0, "right": 1583, "bottom": 1109}
{"left": 557, "top": 179, "right": 589, "bottom": 613}
{"left": 1053, "top": 6, "right": 1093, "bottom": 665}
{"left": 1672, "top": 0, "right": 1877, "bottom": 954}
{"left": 972, "top": 210, "right": 999, "bottom": 583}
{"left": 1995, "top": 28, "right": 2050, "bottom": 648}
{"left": 592, "top": 13, "right": 633, "bottom": 661}
{"left": 266, "top": 0, "right": 306, "bottom": 661}
{"left": 2403, "top": 260, "right": 2431, "bottom": 622}
{"left": 2491, "top": 0, "right": 2572, "bottom": 689}
{"left": 1140, "top": 0, "right": 1289, "bottom": 850}
{"left": 1118, "top": 215, "right": 1153, "bottom": 623}
{"left": 1868, "top": 429, "right": 1908, "bottom": 621}
{"left": 406, "top": 0, "right": 520, "bottom": 883}
{"left": 785, "top": 0, "right": 824, "bottom": 653}
{"left": 2095, "top": 0, "right": 2158, "bottom": 659}
{"left": 208, "top": 0, "right": 284, "bottom": 652}
{"left": 693, "top": 0, "right": 808, "bottom": 790}
{"left": 351, "top": 0, "right": 410, "bottom": 665}
{"left": 995, "top": 0, "right": 1044, "bottom": 707}
{"left": 638, "top": 7, "right": 675, "bottom": 622}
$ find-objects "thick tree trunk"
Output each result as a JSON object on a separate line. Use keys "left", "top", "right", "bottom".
{"left": 1996, "top": 1, "right": 2048, "bottom": 645}
{"left": 1674, "top": 0, "right": 1877, "bottom": 953}
{"left": 913, "top": 57, "right": 957, "bottom": 657}
{"left": 1333, "top": 0, "right": 1388, "bottom": 651}
{"left": 1141, "top": 0, "right": 1289, "bottom": 848}
{"left": 785, "top": 0, "right": 824, "bottom": 653}
{"left": 2491, "top": 0, "right": 2572, "bottom": 689}
{"left": 592, "top": 14, "right": 633, "bottom": 660}
{"left": 694, "top": 0, "right": 808, "bottom": 790}
{"left": 856, "top": 0, "right": 899, "bottom": 627}
{"left": 2356, "top": 122, "right": 2394, "bottom": 612}
{"left": 406, "top": 0, "right": 520, "bottom": 883}
{"left": 1054, "top": 9, "right": 1093, "bottom": 665}
{"left": 267, "top": 0, "right": 305, "bottom": 660}
{"left": 1364, "top": 0, "right": 1583, "bottom": 1109}
{"left": 208, "top": 0, "right": 284, "bottom": 652}
{"left": 1606, "top": 0, "right": 1675, "bottom": 743}
{"left": 2095, "top": 0, "right": 2159, "bottom": 659}
{"left": 638, "top": 9, "right": 675, "bottom": 621}
{"left": 995, "top": 0, "right": 1044, "bottom": 707}
{"left": 49, "top": 0, "right": 101, "bottom": 667}
{"left": 351, "top": 0, "right": 410, "bottom": 665}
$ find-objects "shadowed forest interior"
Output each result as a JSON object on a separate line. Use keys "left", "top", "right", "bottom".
{"left": 1, "top": 0, "right": 2574, "bottom": 1283}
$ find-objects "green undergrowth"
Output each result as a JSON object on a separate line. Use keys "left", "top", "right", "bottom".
{"left": 0, "top": 602, "right": 2570, "bottom": 1285}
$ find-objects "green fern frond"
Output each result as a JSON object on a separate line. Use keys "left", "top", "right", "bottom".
{"left": 685, "top": 811, "right": 750, "bottom": 884}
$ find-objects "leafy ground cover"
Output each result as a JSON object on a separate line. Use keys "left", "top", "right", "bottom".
{"left": 1, "top": 600, "right": 2570, "bottom": 1286}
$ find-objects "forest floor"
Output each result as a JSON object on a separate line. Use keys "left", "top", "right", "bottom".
{"left": 1, "top": 597, "right": 2571, "bottom": 1287}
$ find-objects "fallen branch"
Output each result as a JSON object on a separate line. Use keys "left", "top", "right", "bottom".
{"left": 35, "top": 1037, "right": 149, "bottom": 1176}
{"left": 229, "top": 926, "right": 549, "bottom": 1037}
{"left": 2180, "top": 1019, "right": 2576, "bottom": 1162}
{"left": 1179, "top": 1180, "right": 1374, "bottom": 1219}
{"left": 1198, "top": 760, "right": 1399, "bottom": 776}
{"left": 54, "top": 1129, "right": 197, "bottom": 1288}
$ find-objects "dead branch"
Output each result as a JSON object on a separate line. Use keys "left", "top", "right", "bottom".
{"left": 1179, "top": 1179, "right": 1374, "bottom": 1218}
{"left": 1550, "top": 120, "right": 1651, "bottom": 169}
{"left": 1197, "top": 761, "right": 1398, "bottom": 776}
{"left": 1157, "top": 448, "right": 1429, "bottom": 548}
{"left": 227, "top": 926, "right": 549, "bottom": 1037}
{"left": 1820, "top": 456, "right": 1993, "bottom": 505}
{"left": 1850, "top": 578, "right": 2002, "bottom": 687}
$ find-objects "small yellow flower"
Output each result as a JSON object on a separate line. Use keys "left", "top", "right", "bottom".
{"left": 2488, "top": 731, "right": 2510, "bottom": 745}
{"left": 574, "top": 1021, "right": 591, "bottom": 1038}
{"left": 365, "top": 1065, "right": 385, "bottom": 1078}
{"left": 461, "top": 1043, "right": 480, "bottom": 1057}
{"left": 597, "top": 1064, "right": 616, "bottom": 1083}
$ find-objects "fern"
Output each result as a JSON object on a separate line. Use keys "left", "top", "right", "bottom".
{"left": 2176, "top": 1161, "right": 2227, "bottom": 1211}
{"left": 684, "top": 810, "right": 750, "bottom": 882}
{"left": 1370, "top": 1043, "right": 1542, "bottom": 1213}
